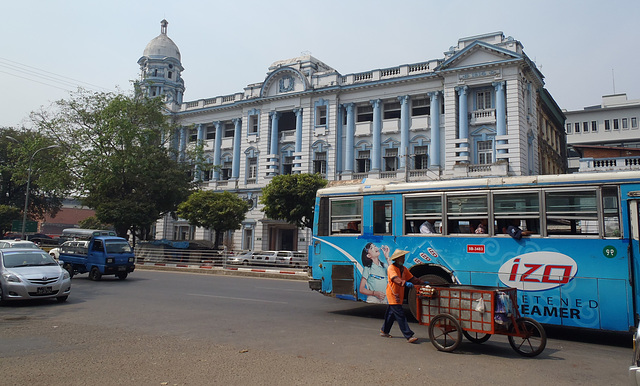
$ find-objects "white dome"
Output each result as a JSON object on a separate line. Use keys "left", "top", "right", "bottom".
{"left": 142, "top": 20, "right": 181, "bottom": 61}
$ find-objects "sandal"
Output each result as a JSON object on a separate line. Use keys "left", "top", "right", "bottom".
{"left": 407, "top": 337, "right": 418, "bottom": 343}
{"left": 380, "top": 331, "right": 392, "bottom": 338}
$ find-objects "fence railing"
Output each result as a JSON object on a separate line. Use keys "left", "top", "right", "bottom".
{"left": 134, "top": 247, "right": 307, "bottom": 270}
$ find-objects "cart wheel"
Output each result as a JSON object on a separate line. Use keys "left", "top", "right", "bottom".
{"left": 508, "top": 317, "right": 547, "bottom": 357}
{"left": 462, "top": 330, "right": 491, "bottom": 344}
{"left": 428, "top": 313, "right": 462, "bottom": 352}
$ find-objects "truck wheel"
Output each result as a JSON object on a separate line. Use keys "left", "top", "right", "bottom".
{"left": 63, "top": 263, "right": 74, "bottom": 279}
{"left": 89, "top": 267, "right": 102, "bottom": 281}
{"left": 116, "top": 272, "right": 128, "bottom": 280}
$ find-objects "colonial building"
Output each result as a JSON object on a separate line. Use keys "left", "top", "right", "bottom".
{"left": 138, "top": 21, "right": 565, "bottom": 251}
{"left": 564, "top": 93, "right": 640, "bottom": 172}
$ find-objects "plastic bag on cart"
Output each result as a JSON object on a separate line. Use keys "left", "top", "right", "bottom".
{"left": 494, "top": 291, "right": 514, "bottom": 325}
{"left": 473, "top": 297, "right": 485, "bottom": 313}
{"left": 495, "top": 292, "right": 514, "bottom": 314}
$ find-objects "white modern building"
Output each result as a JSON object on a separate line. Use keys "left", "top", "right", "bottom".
{"left": 564, "top": 94, "right": 640, "bottom": 172}
{"left": 138, "top": 21, "right": 565, "bottom": 251}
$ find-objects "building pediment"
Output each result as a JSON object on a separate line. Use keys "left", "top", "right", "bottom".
{"left": 261, "top": 67, "right": 309, "bottom": 98}
{"left": 438, "top": 41, "right": 522, "bottom": 71}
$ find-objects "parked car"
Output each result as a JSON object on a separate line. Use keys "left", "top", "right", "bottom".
{"left": 0, "top": 239, "right": 40, "bottom": 250}
{"left": 228, "top": 251, "right": 254, "bottom": 265}
{"left": 274, "top": 251, "right": 307, "bottom": 268}
{"left": 630, "top": 322, "right": 640, "bottom": 384}
{"left": 250, "top": 251, "right": 307, "bottom": 267}
{"left": 0, "top": 248, "right": 71, "bottom": 304}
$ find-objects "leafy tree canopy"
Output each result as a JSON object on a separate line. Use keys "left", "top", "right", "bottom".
{"left": 260, "top": 173, "right": 327, "bottom": 229}
{"left": 176, "top": 190, "right": 249, "bottom": 249}
{"left": 0, "top": 127, "right": 71, "bottom": 222}
{"left": 0, "top": 205, "right": 21, "bottom": 235}
{"left": 32, "top": 89, "right": 194, "bottom": 239}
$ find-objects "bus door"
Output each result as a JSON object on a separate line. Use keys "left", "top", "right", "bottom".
{"left": 363, "top": 195, "right": 399, "bottom": 237}
{"left": 628, "top": 199, "right": 640, "bottom": 325}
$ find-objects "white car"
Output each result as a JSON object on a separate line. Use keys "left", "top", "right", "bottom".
{"left": 630, "top": 322, "right": 640, "bottom": 385}
{"left": 0, "top": 239, "right": 40, "bottom": 250}
{"left": 0, "top": 248, "right": 71, "bottom": 304}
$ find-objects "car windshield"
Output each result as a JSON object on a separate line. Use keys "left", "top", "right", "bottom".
{"left": 105, "top": 241, "right": 132, "bottom": 254}
{"left": 3, "top": 252, "right": 57, "bottom": 268}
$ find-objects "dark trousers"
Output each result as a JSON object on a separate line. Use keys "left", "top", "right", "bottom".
{"left": 381, "top": 304, "right": 414, "bottom": 339}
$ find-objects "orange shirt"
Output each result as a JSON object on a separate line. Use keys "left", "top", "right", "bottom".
{"left": 386, "top": 264, "right": 414, "bottom": 305}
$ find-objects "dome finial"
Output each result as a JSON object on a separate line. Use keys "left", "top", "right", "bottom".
{"left": 161, "top": 19, "right": 168, "bottom": 35}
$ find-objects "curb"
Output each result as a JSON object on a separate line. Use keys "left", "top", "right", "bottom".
{"left": 136, "top": 261, "right": 309, "bottom": 281}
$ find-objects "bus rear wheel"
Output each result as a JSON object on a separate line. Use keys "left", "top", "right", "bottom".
{"left": 409, "top": 274, "right": 450, "bottom": 320}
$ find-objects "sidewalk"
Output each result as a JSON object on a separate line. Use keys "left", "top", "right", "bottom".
{"left": 136, "top": 260, "right": 309, "bottom": 280}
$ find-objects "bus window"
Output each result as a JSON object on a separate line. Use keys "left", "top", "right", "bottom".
{"left": 494, "top": 191, "right": 540, "bottom": 235}
{"left": 373, "top": 200, "right": 392, "bottom": 235}
{"left": 603, "top": 187, "right": 621, "bottom": 237}
{"left": 330, "top": 198, "right": 362, "bottom": 235}
{"left": 317, "top": 197, "right": 329, "bottom": 236}
{"left": 446, "top": 194, "right": 487, "bottom": 234}
{"left": 546, "top": 190, "right": 598, "bottom": 235}
{"left": 404, "top": 195, "right": 442, "bottom": 234}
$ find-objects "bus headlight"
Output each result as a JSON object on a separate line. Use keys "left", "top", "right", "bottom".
{"left": 106, "top": 258, "right": 114, "bottom": 264}
{"left": 128, "top": 257, "right": 134, "bottom": 263}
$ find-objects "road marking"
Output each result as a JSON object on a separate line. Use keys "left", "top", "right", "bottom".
{"left": 187, "top": 293, "right": 288, "bottom": 304}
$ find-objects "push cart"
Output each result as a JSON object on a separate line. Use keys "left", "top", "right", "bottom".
{"left": 416, "top": 284, "right": 546, "bottom": 357}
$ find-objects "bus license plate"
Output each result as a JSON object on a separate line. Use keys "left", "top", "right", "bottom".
{"left": 37, "top": 286, "right": 53, "bottom": 295}
{"left": 118, "top": 266, "right": 126, "bottom": 271}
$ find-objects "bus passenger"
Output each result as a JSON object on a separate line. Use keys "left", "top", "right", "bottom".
{"left": 475, "top": 219, "right": 488, "bottom": 234}
{"left": 420, "top": 219, "right": 437, "bottom": 234}
{"left": 380, "top": 249, "right": 425, "bottom": 343}
{"left": 507, "top": 219, "right": 533, "bottom": 240}
{"left": 359, "top": 243, "right": 389, "bottom": 303}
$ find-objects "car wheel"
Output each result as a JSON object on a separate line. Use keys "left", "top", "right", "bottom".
{"left": 89, "top": 267, "right": 102, "bottom": 281}
{"left": 0, "top": 285, "right": 5, "bottom": 306}
{"left": 56, "top": 296, "right": 68, "bottom": 303}
{"left": 64, "top": 263, "right": 74, "bottom": 279}
{"left": 116, "top": 272, "right": 128, "bottom": 280}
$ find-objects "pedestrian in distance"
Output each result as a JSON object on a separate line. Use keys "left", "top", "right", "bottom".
{"left": 380, "top": 249, "right": 426, "bottom": 343}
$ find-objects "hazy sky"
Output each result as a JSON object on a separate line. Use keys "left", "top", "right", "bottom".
{"left": 2, "top": 0, "right": 639, "bottom": 128}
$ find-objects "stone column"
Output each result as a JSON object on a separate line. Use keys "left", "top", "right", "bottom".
{"left": 371, "top": 99, "right": 382, "bottom": 171}
{"left": 399, "top": 95, "right": 410, "bottom": 168}
{"left": 344, "top": 103, "right": 355, "bottom": 173}
{"left": 294, "top": 108, "right": 303, "bottom": 173}
{"left": 213, "top": 121, "right": 222, "bottom": 180}
{"left": 231, "top": 118, "right": 242, "bottom": 180}
{"left": 269, "top": 111, "right": 281, "bottom": 174}
{"left": 428, "top": 91, "right": 441, "bottom": 167}
{"left": 494, "top": 81, "right": 507, "bottom": 154}
{"left": 456, "top": 86, "right": 469, "bottom": 159}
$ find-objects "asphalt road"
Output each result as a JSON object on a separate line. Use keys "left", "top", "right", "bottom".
{"left": 0, "top": 269, "right": 632, "bottom": 385}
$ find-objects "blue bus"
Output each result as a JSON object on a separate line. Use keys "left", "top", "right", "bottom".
{"left": 308, "top": 171, "right": 640, "bottom": 332}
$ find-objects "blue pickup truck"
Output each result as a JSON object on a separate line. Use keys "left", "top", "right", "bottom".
{"left": 58, "top": 230, "right": 135, "bottom": 280}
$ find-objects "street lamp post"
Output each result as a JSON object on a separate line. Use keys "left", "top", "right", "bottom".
{"left": 6, "top": 136, "right": 59, "bottom": 239}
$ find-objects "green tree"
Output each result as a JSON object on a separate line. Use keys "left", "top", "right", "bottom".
{"left": 78, "top": 216, "right": 112, "bottom": 231}
{"left": 260, "top": 173, "right": 327, "bottom": 229}
{"left": 176, "top": 190, "right": 249, "bottom": 249}
{"left": 0, "top": 127, "right": 71, "bottom": 222}
{"left": 32, "top": 89, "right": 194, "bottom": 239}
{"left": 0, "top": 205, "right": 21, "bottom": 235}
